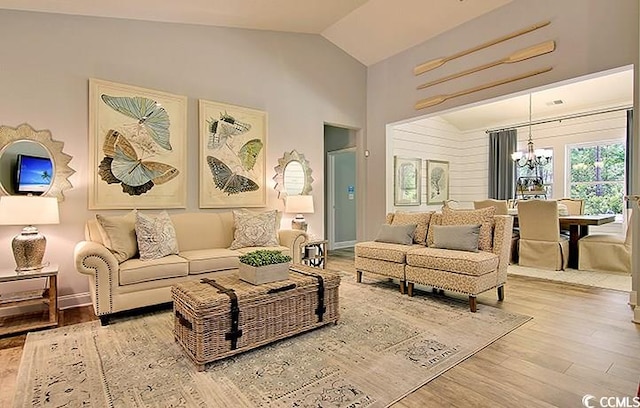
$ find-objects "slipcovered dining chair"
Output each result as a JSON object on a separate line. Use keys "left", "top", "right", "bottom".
{"left": 578, "top": 210, "right": 633, "bottom": 274}
{"left": 517, "top": 199, "right": 569, "bottom": 270}
{"left": 557, "top": 198, "right": 584, "bottom": 215}
{"left": 474, "top": 199, "right": 517, "bottom": 263}
{"left": 473, "top": 199, "right": 509, "bottom": 215}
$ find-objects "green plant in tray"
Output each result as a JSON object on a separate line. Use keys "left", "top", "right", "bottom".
{"left": 239, "top": 250, "right": 291, "bottom": 267}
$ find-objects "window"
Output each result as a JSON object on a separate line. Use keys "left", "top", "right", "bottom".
{"left": 568, "top": 141, "right": 625, "bottom": 215}
{"left": 515, "top": 148, "right": 553, "bottom": 197}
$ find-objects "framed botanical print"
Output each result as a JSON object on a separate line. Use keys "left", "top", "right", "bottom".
{"left": 394, "top": 156, "right": 421, "bottom": 206}
{"left": 199, "top": 99, "right": 267, "bottom": 208}
{"left": 88, "top": 79, "right": 187, "bottom": 209}
{"left": 427, "top": 160, "right": 449, "bottom": 204}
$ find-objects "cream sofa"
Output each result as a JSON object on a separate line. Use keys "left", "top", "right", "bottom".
{"left": 355, "top": 210, "right": 513, "bottom": 312}
{"left": 74, "top": 211, "right": 308, "bottom": 324}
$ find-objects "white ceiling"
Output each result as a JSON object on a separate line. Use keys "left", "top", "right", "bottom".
{"left": 428, "top": 67, "right": 633, "bottom": 132}
{"left": 0, "top": 0, "right": 511, "bottom": 66}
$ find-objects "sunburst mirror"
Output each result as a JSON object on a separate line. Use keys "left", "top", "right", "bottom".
{"left": 273, "top": 150, "right": 313, "bottom": 199}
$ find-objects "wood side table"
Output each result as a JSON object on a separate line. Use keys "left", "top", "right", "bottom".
{"left": 0, "top": 264, "right": 59, "bottom": 337}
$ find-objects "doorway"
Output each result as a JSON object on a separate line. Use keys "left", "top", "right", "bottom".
{"left": 324, "top": 125, "right": 357, "bottom": 250}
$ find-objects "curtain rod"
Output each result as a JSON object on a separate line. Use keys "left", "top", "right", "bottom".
{"left": 485, "top": 105, "right": 632, "bottom": 134}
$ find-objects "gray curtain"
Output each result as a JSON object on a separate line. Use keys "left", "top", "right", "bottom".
{"left": 488, "top": 129, "right": 517, "bottom": 199}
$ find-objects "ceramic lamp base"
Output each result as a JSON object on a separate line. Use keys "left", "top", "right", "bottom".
{"left": 12, "top": 227, "right": 46, "bottom": 271}
{"left": 291, "top": 217, "right": 308, "bottom": 231}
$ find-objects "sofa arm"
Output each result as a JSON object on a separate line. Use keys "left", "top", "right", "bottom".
{"left": 278, "top": 229, "right": 309, "bottom": 264}
{"left": 491, "top": 215, "right": 514, "bottom": 285}
{"left": 74, "top": 241, "right": 119, "bottom": 316}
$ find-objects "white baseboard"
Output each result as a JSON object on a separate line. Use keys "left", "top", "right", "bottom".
{"left": 0, "top": 292, "right": 92, "bottom": 317}
{"left": 630, "top": 290, "right": 637, "bottom": 307}
{"left": 333, "top": 240, "right": 356, "bottom": 250}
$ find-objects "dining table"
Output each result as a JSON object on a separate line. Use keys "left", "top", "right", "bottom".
{"left": 509, "top": 210, "right": 616, "bottom": 269}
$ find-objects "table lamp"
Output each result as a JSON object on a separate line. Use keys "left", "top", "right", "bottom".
{"left": 0, "top": 196, "right": 59, "bottom": 271}
{"left": 285, "top": 195, "right": 314, "bottom": 231}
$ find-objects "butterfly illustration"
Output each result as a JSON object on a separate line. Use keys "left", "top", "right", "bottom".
{"left": 207, "top": 156, "right": 258, "bottom": 195}
{"left": 207, "top": 112, "right": 251, "bottom": 149}
{"left": 237, "top": 139, "right": 263, "bottom": 171}
{"left": 101, "top": 94, "right": 172, "bottom": 151}
{"left": 98, "top": 130, "right": 179, "bottom": 196}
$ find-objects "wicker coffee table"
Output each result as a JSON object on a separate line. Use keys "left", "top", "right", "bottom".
{"left": 172, "top": 264, "right": 340, "bottom": 371}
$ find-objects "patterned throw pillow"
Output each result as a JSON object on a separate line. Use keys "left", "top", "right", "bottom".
{"left": 390, "top": 211, "right": 433, "bottom": 245}
{"left": 96, "top": 209, "right": 138, "bottom": 263}
{"left": 135, "top": 211, "right": 179, "bottom": 261}
{"left": 441, "top": 206, "right": 495, "bottom": 251}
{"left": 229, "top": 209, "right": 279, "bottom": 250}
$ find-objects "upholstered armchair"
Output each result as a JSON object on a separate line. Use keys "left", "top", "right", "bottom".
{"left": 518, "top": 199, "right": 569, "bottom": 270}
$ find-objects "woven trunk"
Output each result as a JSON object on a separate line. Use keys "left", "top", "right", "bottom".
{"left": 172, "top": 265, "right": 340, "bottom": 371}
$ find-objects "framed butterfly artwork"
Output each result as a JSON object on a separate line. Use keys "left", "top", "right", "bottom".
{"left": 198, "top": 99, "right": 267, "bottom": 208}
{"left": 88, "top": 79, "right": 187, "bottom": 209}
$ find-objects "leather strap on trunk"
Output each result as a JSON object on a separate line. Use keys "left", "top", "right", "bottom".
{"left": 201, "top": 278, "right": 243, "bottom": 350}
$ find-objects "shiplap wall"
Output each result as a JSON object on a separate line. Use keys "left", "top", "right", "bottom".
{"left": 390, "top": 110, "right": 628, "bottom": 233}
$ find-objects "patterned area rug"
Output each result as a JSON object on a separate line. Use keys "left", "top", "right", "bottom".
{"left": 508, "top": 265, "right": 631, "bottom": 292}
{"left": 14, "top": 273, "right": 530, "bottom": 407}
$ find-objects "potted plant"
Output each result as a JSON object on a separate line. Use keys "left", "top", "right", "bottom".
{"left": 238, "top": 250, "right": 292, "bottom": 285}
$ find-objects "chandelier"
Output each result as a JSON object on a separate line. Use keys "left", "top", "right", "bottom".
{"left": 511, "top": 93, "right": 552, "bottom": 170}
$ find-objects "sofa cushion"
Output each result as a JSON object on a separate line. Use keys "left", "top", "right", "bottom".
{"left": 406, "top": 247, "right": 499, "bottom": 276}
{"left": 355, "top": 241, "right": 421, "bottom": 263}
{"left": 442, "top": 207, "right": 495, "bottom": 251}
{"left": 179, "top": 248, "right": 242, "bottom": 274}
{"left": 389, "top": 211, "right": 433, "bottom": 244}
{"left": 375, "top": 224, "right": 417, "bottom": 245}
{"left": 119, "top": 255, "right": 188, "bottom": 285}
{"left": 135, "top": 211, "right": 180, "bottom": 260}
{"left": 431, "top": 224, "right": 480, "bottom": 252}
{"left": 96, "top": 210, "right": 138, "bottom": 263}
{"left": 230, "top": 209, "right": 280, "bottom": 249}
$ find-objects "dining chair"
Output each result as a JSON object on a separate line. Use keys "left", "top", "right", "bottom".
{"left": 474, "top": 199, "right": 517, "bottom": 263}
{"left": 473, "top": 199, "right": 508, "bottom": 215}
{"left": 557, "top": 198, "right": 584, "bottom": 215}
{"left": 578, "top": 209, "right": 632, "bottom": 274}
{"left": 517, "top": 199, "right": 569, "bottom": 270}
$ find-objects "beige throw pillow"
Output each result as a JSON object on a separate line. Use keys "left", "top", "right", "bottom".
{"left": 390, "top": 211, "right": 433, "bottom": 245}
{"left": 375, "top": 224, "right": 417, "bottom": 245}
{"left": 441, "top": 206, "right": 495, "bottom": 251}
{"left": 229, "top": 209, "right": 279, "bottom": 249}
{"left": 96, "top": 210, "right": 138, "bottom": 263}
{"left": 135, "top": 211, "right": 179, "bottom": 261}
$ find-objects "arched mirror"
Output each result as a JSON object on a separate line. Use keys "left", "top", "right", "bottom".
{"left": 0, "top": 124, "right": 75, "bottom": 201}
{"left": 273, "top": 150, "right": 313, "bottom": 198}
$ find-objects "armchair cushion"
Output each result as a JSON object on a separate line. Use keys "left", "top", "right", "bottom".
{"left": 431, "top": 224, "right": 480, "bottom": 252}
{"left": 389, "top": 211, "right": 433, "bottom": 244}
{"left": 375, "top": 224, "right": 417, "bottom": 245}
{"left": 96, "top": 209, "right": 138, "bottom": 263}
{"left": 407, "top": 247, "right": 499, "bottom": 277}
{"left": 442, "top": 207, "right": 495, "bottom": 251}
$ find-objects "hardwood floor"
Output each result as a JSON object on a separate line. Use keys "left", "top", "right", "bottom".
{"left": 1, "top": 249, "right": 638, "bottom": 407}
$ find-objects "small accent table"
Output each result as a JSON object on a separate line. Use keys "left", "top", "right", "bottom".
{"left": 301, "top": 239, "right": 328, "bottom": 269}
{"left": 0, "top": 264, "right": 59, "bottom": 337}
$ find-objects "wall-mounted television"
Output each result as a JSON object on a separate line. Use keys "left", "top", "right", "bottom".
{"left": 15, "top": 154, "right": 53, "bottom": 195}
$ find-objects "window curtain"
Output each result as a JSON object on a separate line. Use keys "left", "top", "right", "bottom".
{"left": 626, "top": 109, "right": 633, "bottom": 207}
{"left": 488, "top": 129, "right": 517, "bottom": 199}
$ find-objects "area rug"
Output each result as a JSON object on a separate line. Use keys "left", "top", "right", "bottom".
{"left": 508, "top": 264, "right": 631, "bottom": 292}
{"left": 14, "top": 273, "right": 530, "bottom": 408}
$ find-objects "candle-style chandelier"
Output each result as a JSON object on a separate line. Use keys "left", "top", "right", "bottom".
{"left": 511, "top": 93, "right": 552, "bottom": 170}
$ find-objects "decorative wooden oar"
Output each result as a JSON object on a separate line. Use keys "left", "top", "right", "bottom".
{"left": 413, "top": 20, "right": 551, "bottom": 76}
{"left": 417, "top": 40, "right": 555, "bottom": 90}
{"left": 414, "top": 66, "right": 552, "bottom": 110}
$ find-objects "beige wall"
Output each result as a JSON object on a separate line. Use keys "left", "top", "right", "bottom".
{"left": 366, "top": 0, "right": 639, "bottom": 239}
{"left": 0, "top": 10, "right": 366, "bottom": 303}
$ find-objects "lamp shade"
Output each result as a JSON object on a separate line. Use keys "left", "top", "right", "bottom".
{"left": 285, "top": 195, "right": 314, "bottom": 214}
{"left": 0, "top": 196, "right": 60, "bottom": 226}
